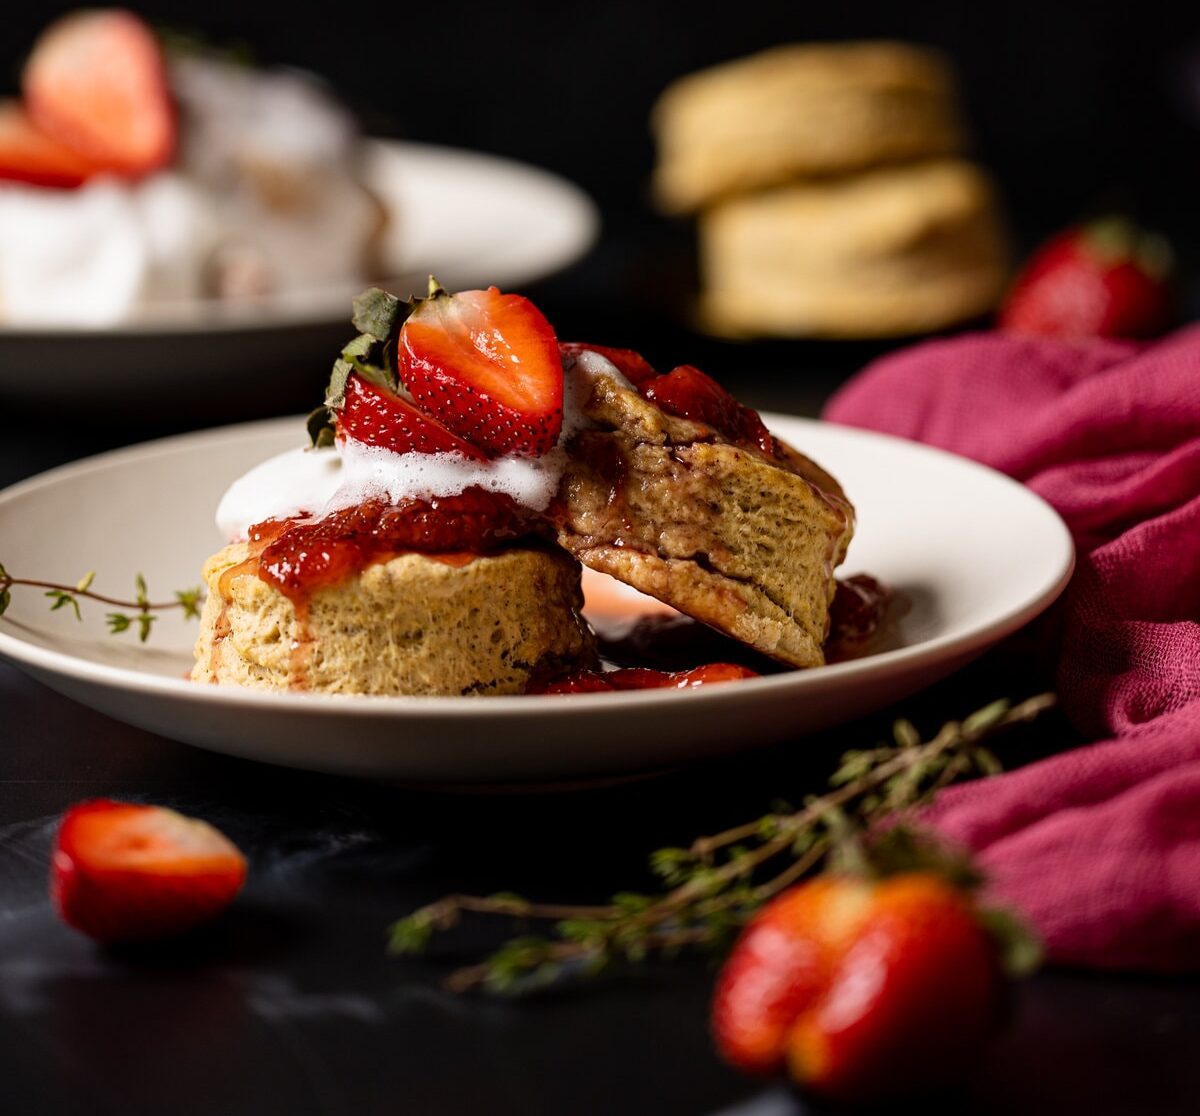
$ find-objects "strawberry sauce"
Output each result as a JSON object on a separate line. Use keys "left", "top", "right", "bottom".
{"left": 239, "top": 491, "right": 543, "bottom": 605}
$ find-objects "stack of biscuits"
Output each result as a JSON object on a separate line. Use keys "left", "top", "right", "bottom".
{"left": 651, "top": 42, "right": 1009, "bottom": 339}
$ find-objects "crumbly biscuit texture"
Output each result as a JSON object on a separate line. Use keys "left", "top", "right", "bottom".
{"left": 556, "top": 364, "right": 854, "bottom": 668}
{"left": 192, "top": 546, "right": 595, "bottom": 696}
{"left": 699, "top": 159, "right": 1008, "bottom": 337}
{"left": 652, "top": 41, "right": 963, "bottom": 213}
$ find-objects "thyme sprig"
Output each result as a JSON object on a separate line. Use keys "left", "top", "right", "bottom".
{"left": 390, "top": 694, "right": 1055, "bottom": 993}
{"left": 0, "top": 563, "right": 204, "bottom": 642}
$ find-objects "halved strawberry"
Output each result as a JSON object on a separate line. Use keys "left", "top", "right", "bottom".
{"left": 23, "top": 9, "right": 175, "bottom": 177}
{"left": 0, "top": 100, "right": 97, "bottom": 188}
{"left": 560, "top": 342, "right": 658, "bottom": 387}
{"left": 51, "top": 799, "right": 247, "bottom": 943}
{"left": 399, "top": 286, "right": 563, "bottom": 456}
{"left": 644, "top": 364, "right": 776, "bottom": 455}
{"left": 337, "top": 372, "right": 487, "bottom": 459}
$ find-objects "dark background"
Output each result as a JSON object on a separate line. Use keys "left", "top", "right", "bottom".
{"left": 8, "top": 0, "right": 1200, "bottom": 348}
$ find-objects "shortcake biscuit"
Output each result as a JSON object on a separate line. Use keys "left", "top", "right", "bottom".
{"left": 652, "top": 42, "right": 963, "bottom": 213}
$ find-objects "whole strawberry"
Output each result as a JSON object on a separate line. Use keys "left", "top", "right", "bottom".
{"left": 999, "top": 217, "right": 1173, "bottom": 339}
{"left": 712, "top": 853, "right": 1036, "bottom": 1104}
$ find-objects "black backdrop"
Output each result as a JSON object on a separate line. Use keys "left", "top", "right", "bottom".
{"left": 4, "top": 0, "right": 1199, "bottom": 414}
{"left": 7, "top": 0, "right": 1200, "bottom": 250}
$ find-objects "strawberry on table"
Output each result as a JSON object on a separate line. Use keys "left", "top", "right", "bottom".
{"left": 23, "top": 9, "right": 175, "bottom": 178}
{"left": 0, "top": 100, "right": 98, "bottom": 188}
{"left": 337, "top": 372, "right": 487, "bottom": 459}
{"left": 52, "top": 799, "right": 247, "bottom": 944}
{"left": 711, "top": 859, "right": 1026, "bottom": 1104}
{"left": 399, "top": 283, "right": 564, "bottom": 456}
{"left": 998, "top": 217, "right": 1174, "bottom": 340}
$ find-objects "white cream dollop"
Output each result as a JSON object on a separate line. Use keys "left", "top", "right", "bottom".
{"left": 215, "top": 348, "right": 614, "bottom": 541}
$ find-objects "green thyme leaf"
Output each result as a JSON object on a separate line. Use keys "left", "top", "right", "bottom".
{"left": 175, "top": 588, "right": 204, "bottom": 621}
{"left": 0, "top": 587, "right": 10, "bottom": 616}
{"left": 75, "top": 571, "right": 95, "bottom": 593}
{"left": 45, "top": 589, "right": 81, "bottom": 621}
{"left": 137, "top": 614, "right": 155, "bottom": 642}
{"left": 388, "top": 914, "right": 435, "bottom": 955}
{"left": 134, "top": 574, "right": 149, "bottom": 608}
{"left": 106, "top": 613, "right": 133, "bottom": 635}
{"left": 963, "top": 700, "right": 1011, "bottom": 737}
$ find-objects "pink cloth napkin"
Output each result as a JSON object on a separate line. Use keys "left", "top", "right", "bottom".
{"left": 824, "top": 327, "right": 1200, "bottom": 971}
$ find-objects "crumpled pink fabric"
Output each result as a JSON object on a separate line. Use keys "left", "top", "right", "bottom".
{"left": 824, "top": 328, "right": 1200, "bottom": 971}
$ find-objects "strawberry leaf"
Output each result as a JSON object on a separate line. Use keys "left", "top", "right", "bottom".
{"left": 351, "top": 287, "right": 403, "bottom": 342}
{"left": 977, "top": 905, "right": 1043, "bottom": 978}
{"left": 309, "top": 288, "right": 418, "bottom": 448}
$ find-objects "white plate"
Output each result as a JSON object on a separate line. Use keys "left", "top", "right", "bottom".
{"left": 0, "top": 140, "right": 598, "bottom": 403}
{"left": 0, "top": 416, "right": 1073, "bottom": 784}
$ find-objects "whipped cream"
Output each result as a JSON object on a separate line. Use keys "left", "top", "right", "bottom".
{"left": 0, "top": 174, "right": 211, "bottom": 325}
{"left": 216, "top": 351, "right": 614, "bottom": 541}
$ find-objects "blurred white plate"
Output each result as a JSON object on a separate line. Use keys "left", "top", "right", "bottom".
{"left": 0, "top": 140, "right": 598, "bottom": 404}
{"left": 0, "top": 416, "right": 1073, "bottom": 784}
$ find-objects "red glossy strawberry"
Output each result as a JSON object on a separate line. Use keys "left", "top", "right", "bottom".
{"left": 560, "top": 342, "right": 659, "bottom": 387}
{"left": 337, "top": 373, "right": 487, "bottom": 459}
{"left": 998, "top": 217, "right": 1173, "bottom": 339}
{"left": 712, "top": 876, "right": 852, "bottom": 1074}
{"left": 23, "top": 9, "right": 175, "bottom": 177}
{"left": 531, "top": 663, "right": 756, "bottom": 694}
{"left": 0, "top": 100, "right": 98, "bottom": 187}
{"left": 52, "top": 799, "right": 247, "bottom": 943}
{"left": 643, "top": 365, "right": 776, "bottom": 456}
{"left": 712, "top": 872, "right": 1006, "bottom": 1104}
{"left": 399, "top": 285, "right": 563, "bottom": 456}
{"left": 785, "top": 875, "right": 1003, "bottom": 1103}
{"left": 608, "top": 663, "right": 757, "bottom": 689}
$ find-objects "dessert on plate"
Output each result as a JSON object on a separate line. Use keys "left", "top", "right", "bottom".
{"left": 0, "top": 9, "right": 382, "bottom": 327}
{"left": 193, "top": 283, "right": 867, "bottom": 696}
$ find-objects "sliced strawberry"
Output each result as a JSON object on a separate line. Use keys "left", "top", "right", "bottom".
{"left": 560, "top": 342, "right": 659, "bottom": 387}
{"left": 337, "top": 373, "right": 487, "bottom": 459}
{"left": 644, "top": 364, "right": 776, "bottom": 456}
{"left": 0, "top": 100, "right": 97, "bottom": 188}
{"left": 51, "top": 799, "right": 247, "bottom": 943}
{"left": 608, "top": 663, "right": 757, "bottom": 689}
{"left": 23, "top": 9, "right": 174, "bottom": 177}
{"left": 399, "top": 286, "right": 563, "bottom": 456}
{"left": 530, "top": 662, "right": 756, "bottom": 694}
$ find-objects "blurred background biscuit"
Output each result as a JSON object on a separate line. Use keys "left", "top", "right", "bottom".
{"left": 699, "top": 159, "right": 1008, "bottom": 337}
{"left": 652, "top": 40, "right": 1009, "bottom": 339}
{"left": 651, "top": 41, "right": 963, "bottom": 215}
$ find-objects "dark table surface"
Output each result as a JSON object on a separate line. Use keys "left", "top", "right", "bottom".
{"left": 2, "top": 263, "right": 1199, "bottom": 1116}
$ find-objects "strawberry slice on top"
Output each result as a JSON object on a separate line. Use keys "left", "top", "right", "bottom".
{"left": 337, "top": 373, "right": 487, "bottom": 459}
{"left": 0, "top": 100, "right": 98, "bottom": 188}
{"left": 399, "top": 285, "right": 564, "bottom": 457}
{"left": 52, "top": 798, "right": 247, "bottom": 944}
{"left": 644, "top": 364, "right": 777, "bottom": 456}
{"left": 23, "top": 9, "right": 175, "bottom": 177}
